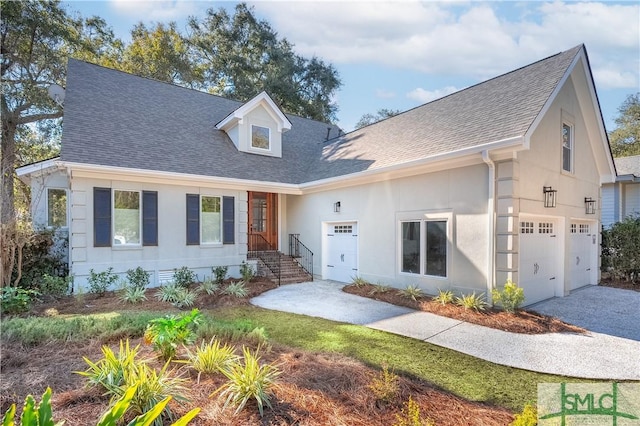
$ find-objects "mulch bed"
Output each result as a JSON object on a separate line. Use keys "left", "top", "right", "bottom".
{"left": 343, "top": 284, "right": 586, "bottom": 334}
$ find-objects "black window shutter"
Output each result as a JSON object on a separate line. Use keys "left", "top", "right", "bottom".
{"left": 223, "top": 196, "right": 235, "bottom": 244}
{"left": 142, "top": 191, "right": 158, "bottom": 246}
{"left": 186, "top": 194, "right": 199, "bottom": 245}
{"left": 94, "top": 187, "right": 111, "bottom": 247}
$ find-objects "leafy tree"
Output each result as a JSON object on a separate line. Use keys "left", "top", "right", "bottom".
{"left": 120, "top": 22, "right": 203, "bottom": 88}
{"left": 355, "top": 108, "right": 401, "bottom": 129}
{"left": 609, "top": 93, "right": 640, "bottom": 157}
{"left": 188, "top": 3, "right": 341, "bottom": 122}
{"left": 1, "top": 0, "right": 121, "bottom": 225}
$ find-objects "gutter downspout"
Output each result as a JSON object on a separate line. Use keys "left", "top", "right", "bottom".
{"left": 482, "top": 150, "right": 496, "bottom": 299}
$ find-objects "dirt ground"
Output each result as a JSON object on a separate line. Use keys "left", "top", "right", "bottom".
{"left": 1, "top": 279, "right": 515, "bottom": 425}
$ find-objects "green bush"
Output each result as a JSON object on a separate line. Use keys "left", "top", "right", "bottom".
{"left": 88, "top": 267, "right": 119, "bottom": 296}
{"left": 172, "top": 267, "right": 196, "bottom": 287}
{"left": 145, "top": 309, "right": 202, "bottom": 360}
{"left": 126, "top": 267, "right": 150, "bottom": 290}
{"left": 9, "top": 228, "right": 68, "bottom": 290}
{"left": 213, "top": 266, "right": 228, "bottom": 284}
{"left": 214, "top": 346, "right": 280, "bottom": 417}
{"left": 1, "top": 286, "right": 39, "bottom": 314}
{"left": 510, "top": 403, "right": 537, "bottom": 426}
{"left": 40, "top": 274, "right": 72, "bottom": 297}
{"left": 240, "top": 261, "right": 255, "bottom": 282}
{"left": 492, "top": 280, "right": 525, "bottom": 313}
{"left": 602, "top": 215, "right": 640, "bottom": 283}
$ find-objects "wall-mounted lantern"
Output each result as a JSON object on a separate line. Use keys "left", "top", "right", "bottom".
{"left": 543, "top": 186, "right": 557, "bottom": 208}
{"left": 585, "top": 197, "right": 596, "bottom": 215}
{"left": 334, "top": 201, "right": 341, "bottom": 213}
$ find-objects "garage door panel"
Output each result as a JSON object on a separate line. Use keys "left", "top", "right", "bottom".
{"left": 519, "top": 219, "right": 557, "bottom": 305}
{"left": 325, "top": 223, "right": 358, "bottom": 283}
{"left": 569, "top": 222, "right": 596, "bottom": 290}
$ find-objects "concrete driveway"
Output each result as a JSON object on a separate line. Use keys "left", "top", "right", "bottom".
{"left": 251, "top": 281, "right": 640, "bottom": 380}
{"left": 529, "top": 285, "right": 640, "bottom": 341}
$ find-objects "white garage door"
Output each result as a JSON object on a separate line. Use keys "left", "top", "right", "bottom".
{"left": 569, "top": 222, "right": 596, "bottom": 290}
{"left": 519, "top": 219, "right": 559, "bottom": 305}
{"left": 325, "top": 222, "right": 358, "bottom": 282}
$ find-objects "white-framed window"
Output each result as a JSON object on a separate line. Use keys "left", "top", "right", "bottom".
{"left": 570, "top": 224, "right": 577, "bottom": 234}
{"left": 400, "top": 218, "right": 448, "bottom": 278}
{"left": 113, "top": 190, "right": 141, "bottom": 245}
{"left": 520, "top": 221, "right": 534, "bottom": 234}
{"left": 201, "top": 195, "right": 222, "bottom": 244}
{"left": 539, "top": 222, "right": 553, "bottom": 234}
{"left": 251, "top": 125, "right": 271, "bottom": 150}
{"left": 579, "top": 224, "right": 590, "bottom": 234}
{"left": 47, "top": 188, "right": 68, "bottom": 228}
{"left": 562, "top": 122, "right": 574, "bottom": 173}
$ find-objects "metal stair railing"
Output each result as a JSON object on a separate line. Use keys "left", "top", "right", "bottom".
{"left": 288, "top": 234, "right": 313, "bottom": 281}
{"left": 248, "top": 233, "right": 281, "bottom": 286}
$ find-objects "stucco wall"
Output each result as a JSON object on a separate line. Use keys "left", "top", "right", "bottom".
{"left": 68, "top": 176, "right": 248, "bottom": 290}
{"left": 284, "top": 164, "right": 489, "bottom": 295}
{"left": 29, "top": 168, "right": 70, "bottom": 228}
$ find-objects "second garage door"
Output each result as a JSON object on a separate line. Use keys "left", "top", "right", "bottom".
{"left": 324, "top": 222, "right": 358, "bottom": 282}
{"left": 569, "top": 221, "right": 597, "bottom": 290}
{"left": 519, "top": 219, "right": 559, "bottom": 305}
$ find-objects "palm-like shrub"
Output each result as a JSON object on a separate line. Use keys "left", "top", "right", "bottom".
{"left": 144, "top": 309, "right": 201, "bottom": 361}
{"left": 455, "top": 292, "right": 488, "bottom": 312}
{"left": 77, "top": 340, "right": 143, "bottom": 391}
{"left": 399, "top": 285, "right": 423, "bottom": 301}
{"left": 121, "top": 285, "right": 147, "bottom": 304}
{"left": 199, "top": 278, "right": 219, "bottom": 295}
{"left": 222, "top": 281, "right": 248, "bottom": 298}
{"left": 214, "top": 346, "right": 280, "bottom": 416}
{"left": 351, "top": 276, "right": 369, "bottom": 288}
{"left": 433, "top": 289, "right": 454, "bottom": 305}
{"left": 183, "top": 338, "right": 238, "bottom": 383}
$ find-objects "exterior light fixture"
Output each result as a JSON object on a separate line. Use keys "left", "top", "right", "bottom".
{"left": 585, "top": 197, "right": 596, "bottom": 215}
{"left": 334, "top": 201, "right": 341, "bottom": 213}
{"left": 543, "top": 186, "right": 557, "bottom": 208}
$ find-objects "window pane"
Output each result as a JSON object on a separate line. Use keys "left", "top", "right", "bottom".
{"left": 251, "top": 125, "right": 270, "bottom": 149}
{"left": 425, "top": 221, "right": 447, "bottom": 277}
{"left": 401, "top": 222, "right": 420, "bottom": 274}
{"left": 47, "top": 189, "right": 67, "bottom": 227}
{"left": 201, "top": 196, "right": 221, "bottom": 243}
{"left": 562, "top": 124, "right": 572, "bottom": 172}
{"left": 114, "top": 190, "right": 140, "bottom": 244}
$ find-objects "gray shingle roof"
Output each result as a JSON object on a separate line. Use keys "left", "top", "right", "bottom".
{"left": 614, "top": 155, "right": 640, "bottom": 177}
{"left": 61, "top": 45, "right": 583, "bottom": 184}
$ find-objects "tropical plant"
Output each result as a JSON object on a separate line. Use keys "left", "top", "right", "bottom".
{"left": 351, "top": 276, "right": 369, "bottom": 288}
{"left": 240, "top": 261, "right": 255, "bottom": 282}
{"left": 222, "top": 281, "right": 248, "bottom": 298}
{"left": 455, "top": 292, "right": 488, "bottom": 312}
{"left": 144, "top": 309, "right": 202, "bottom": 360}
{"left": 156, "top": 282, "right": 181, "bottom": 303}
{"left": 368, "top": 364, "right": 399, "bottom": 405}
{"left": 88, "top": 267, "right": 119, "bottom": 296}
{"left": 393, "top": 396, "right": 434, "bottom": 426}
{"left": 369, "top": 284, "right": 391, "bottom": 296}
{"left": 213, "top": 346, "right": 281, "bottom": 417}
{"left": 433, "top": 289, "right": 454, "bottom": 305}
{"left": 120, "top": 285, "right": 147, "bottom": 304}
{"left": 1, "top": 286, "right": 39, "bottom": 314}
{"left": 510, "top": 403, "right": 537, "bottom": 426}
{"left": 399, "top": 285, "right": 423, "bottom": 301}
{"left": 1, "top": 387, "right": 63, "bottom": 426}
{"left": 77, "top": 340, "right": 144, "bottom": 391}
{"left": 492, "top": 280, "right": 525, "bottom": 313}
{"left": 172, "top": 267, "right": 196, "bottom": 287}
{"left": 198, "top": 278, "right": 219, "bottom": 295}
{"left": 40, "top": 274, "right": 72, "bottom": 297}
{"left": 155, "top": 282, "right": 197, "bottom": 308}
{"left": 182, "top": 338, "right": 238, "bottom": 383}
{"left": 126, "top": 267, "right": 150, "bottom": 290}
{"left": 212, "top": 266, "right": 228, "bottom": 285}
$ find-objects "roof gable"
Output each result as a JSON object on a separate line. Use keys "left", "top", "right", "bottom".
{"left": 216, "top": 91, "right": 292, "bottom": 133}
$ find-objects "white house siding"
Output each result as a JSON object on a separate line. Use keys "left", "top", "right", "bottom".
{"left": 285, "top": 164, "right": 489, "bottom": 296}
{"left": 623, "top": 183, "right": 640, "bottom": 218}
{"left": 509, "top": 70, "right": 603, "bottom": 301}
{"left": 29, "top": 168, "right": 70, "bottom": 228}
{"left": 601, "top": 184, "right": 619, "bottom": 228}
{"left": 67, "top": 175, "right": 248, "bottom": 291}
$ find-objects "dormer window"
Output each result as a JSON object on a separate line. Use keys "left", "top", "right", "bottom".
{"left": 251, "top": 125, "right": 271, "bottom": 150}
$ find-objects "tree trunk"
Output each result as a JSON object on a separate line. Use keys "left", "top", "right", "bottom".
{"left": 1, "top": 115, "right": 17, "bottom": 226}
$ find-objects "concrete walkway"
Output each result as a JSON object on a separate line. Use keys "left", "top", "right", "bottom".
{"left": 251, "top": 281, "right": 640, "bottom": 380}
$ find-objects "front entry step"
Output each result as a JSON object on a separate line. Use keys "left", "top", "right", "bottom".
{"left": 250, "top": 251, "right": 312, "bottom": 285}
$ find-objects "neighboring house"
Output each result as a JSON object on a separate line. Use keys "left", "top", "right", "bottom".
{"left": 17, "top": 44, "right": 616, "bottom": 305}
{"left": 601, "top": 155, "right": 640, "bottom": 228}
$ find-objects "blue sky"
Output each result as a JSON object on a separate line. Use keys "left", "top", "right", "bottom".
{"left": 65, "top": 1, "right": 639, "bottom": 132}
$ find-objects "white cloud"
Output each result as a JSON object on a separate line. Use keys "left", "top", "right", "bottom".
{"left": 252, "top": 1, "right": 639, "bottom": 88}
{"left": 407, "top": 86, "right": 459, "bottom": 103}
{"left": 376, "top": 89, "right": 396, "bottom": 99}
{"left": 109, "top": 0, "right": 199, "bottom": 22}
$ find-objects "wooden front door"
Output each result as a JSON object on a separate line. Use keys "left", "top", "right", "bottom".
{"left": 248, "top": 192, "right": 278, "bottom": 251}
